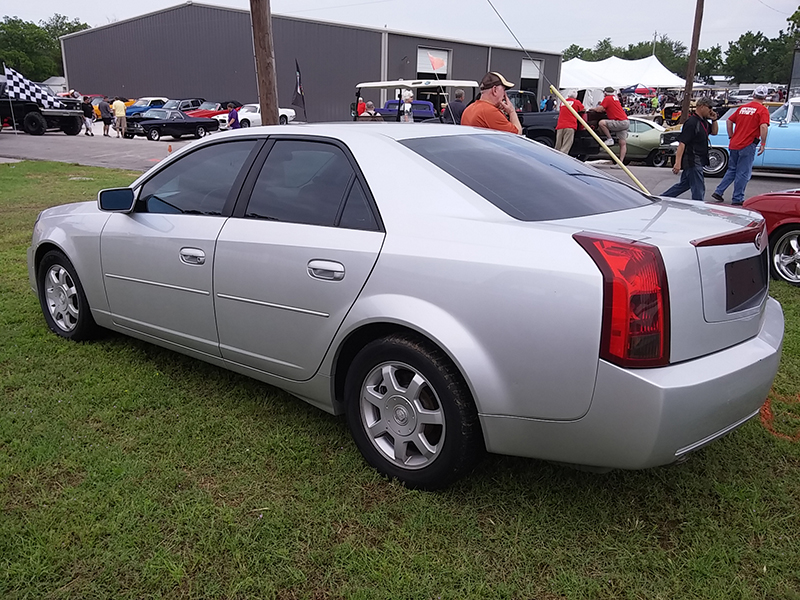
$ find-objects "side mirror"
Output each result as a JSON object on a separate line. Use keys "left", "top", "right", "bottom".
{"left": 98, "top": 188, "right": 135, "bottom": 212}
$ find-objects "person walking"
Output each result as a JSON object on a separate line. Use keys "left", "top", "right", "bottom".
{"left": 98, "top": 96, "right": 113, "bottom": 136}
{"left": 555, "top": 92, "right": 585, "bottom": 155}
{"left": 81, "top": 97, "right": 95, "bottom": 136}
{"left": 660, "top": 97, "right": 718, "bottom": 201}
{"left": 112, "top": 97, "right": 127, "bottom": 138}
{"left": 710, "top": 86, "right": 771, "bottom": 206}
{"left": 442, "top": 88, "right": 467, "bottom": 124}
{"left": 227, "top": 103, "right": 240, "bottom": 129}
{"left": 461, "top": 72, "right": 522, "bottom": 134}
{"left": 591, "top": 87, "right": 630, "bottom": 163}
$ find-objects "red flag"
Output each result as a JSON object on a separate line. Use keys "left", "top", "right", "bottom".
{"left": 428, "top": 52, "right": 446, "bottom": 71}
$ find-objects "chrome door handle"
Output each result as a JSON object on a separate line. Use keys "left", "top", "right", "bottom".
{"left": 180, "top": 247, "right": 205, "bottom": 265}
{"left": 308, "top": 259, "right": 345, "bottom": 281}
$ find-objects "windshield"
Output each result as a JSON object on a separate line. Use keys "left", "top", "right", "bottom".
{"left": 133, "top": 99, "right": 151, "bottom": 107}
{"left": 91, "top": 97, "right": 104, "bottom": 105}
{"left": 143, "top": 109, "right": 168, "bottom": 120}
{"left": 401, "top": 134, "right": 654, "bottom": 221}
{"left": 771, "top": 104, "right": 789, "bottom": 121}
{"left": 162, "top": 100, "right": 180, "bottom": 109}
{"left": 198, "top": 102, "right": 218, "bottom": 110}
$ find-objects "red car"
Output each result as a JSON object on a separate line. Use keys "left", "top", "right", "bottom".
{"left": 743, "top": 189, "right": 800, "bottom": 286}
{"left": 186, "top": 100, "right": 242, "bottom": 118}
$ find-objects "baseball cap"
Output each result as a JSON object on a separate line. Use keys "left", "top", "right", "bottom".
{"left": 480, "top": 72, "right": 514, "bottom": 90}
{"left": 603, "top": 86, "right": 616, "bottom": 94}
{"left": 753, "top": 85, "right": 769, "bottom": 98}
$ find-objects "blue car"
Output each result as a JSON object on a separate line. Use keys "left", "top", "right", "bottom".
{"left": 705, "top": 99, "right": 799, "bottom": 177}
{"left": 126, "top": 97, "right": 168, "bottom": 117}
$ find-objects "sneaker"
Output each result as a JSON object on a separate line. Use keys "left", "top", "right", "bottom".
{"left": 605, "top": 138, "right": 615, "bottom": 146}
{"left": 710, "top": 192, "right": 725, "bottom": 203}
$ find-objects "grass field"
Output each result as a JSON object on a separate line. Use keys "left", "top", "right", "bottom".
{"left": 1, "top": 160, "right": 799, "bottom": 599}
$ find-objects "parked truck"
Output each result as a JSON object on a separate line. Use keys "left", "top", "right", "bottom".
{"left": 0, "top": 82, "right": 83, "bottom": 136}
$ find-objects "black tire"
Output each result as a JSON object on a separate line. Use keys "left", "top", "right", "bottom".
{"left": 704, "top": 147, "right": 728, "bottom": 177}
{"left": 195, "top": 126, "right": 207, "bottom": 138}
{"left": 654, "top": 116, "right": 664, "bottom": 126}
{"left": 171, "top": 134, "right": 182, "bottom": 140}
{"left": 532, "top": 135, "right": 555, "bottom": 147}
{"left": 37, "top": 250, "right": 99, "bottom": 341}
{"left": 769, "top": 226, "right": 800, "bottom": 286}
{"left": 240, "top": 119, "right": 250, "bottom": 128}
{"left": 60, "top": 116, "right": 82, "bottom": 136}
{"left": 648, "top": 149, "right": 669, "bottom": 168}
{"left": 23, "top": 111, "right": 47, "bottom": 135}
{"left": 147, "top": 128, "right": 160, "bottom": 141}
{"left": 344, "top": 334, "right": 483, "bottom": 490}
{"left": 279, "top": 115, "right": 288, "bottom": 125}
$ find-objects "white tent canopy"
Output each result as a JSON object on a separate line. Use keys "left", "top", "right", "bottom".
{"left": 560, "top": 55, "right": 685, "bottom": 89}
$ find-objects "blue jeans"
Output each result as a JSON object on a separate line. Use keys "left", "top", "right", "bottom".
{"left": 662, "top": 164, "right": 705, "bottom": 201}
{"left": 715, "top": 143, "right": 757, "bottom": 205}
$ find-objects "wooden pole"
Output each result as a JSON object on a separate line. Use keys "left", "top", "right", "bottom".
{"left": 680, "top": 0, "right": 704, "bottom": 124}
{"left": 250, "top": 0, "right": 279, "bottom": 125}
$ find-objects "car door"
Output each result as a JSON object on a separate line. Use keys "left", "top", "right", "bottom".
{"left": 761, "top": 105, "right": 798, "bottom": 169}
{"left": 214, "top": 138, "right": 385, "bottom": 380}
{"left": 165, "top": 111, "right": 184, "bottom": 136}
{"left": 101, "top": 139, "right": 261, "bottom": 355}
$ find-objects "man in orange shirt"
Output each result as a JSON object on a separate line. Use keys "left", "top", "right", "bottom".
{"left": 461, "top": 72, "right": 522, "bottom": 134}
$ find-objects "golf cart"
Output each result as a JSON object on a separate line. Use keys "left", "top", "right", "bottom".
{"left": 353, "top": 79, "right": 480, "bottom": 122}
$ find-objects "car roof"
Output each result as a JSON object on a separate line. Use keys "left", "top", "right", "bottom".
{"left": 356, "top": 79, "right": 479, "bottom": 90}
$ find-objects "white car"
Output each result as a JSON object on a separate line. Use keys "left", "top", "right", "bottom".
{"left": 215, "top": 104, "right": 295, "bottom": 128}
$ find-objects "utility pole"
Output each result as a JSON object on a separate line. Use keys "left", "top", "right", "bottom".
{"left": 652, "top": 31, "right": 657, "bottom": 56}
{"left": 250, "top": 0, "right": 279, "bottom": 125}
{"left": 680, "top": 0, "right": 704, "bottom": 124}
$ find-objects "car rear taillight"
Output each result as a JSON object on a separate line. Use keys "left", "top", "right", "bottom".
{"left": 574, "top": 233, "right": 670, "bottom": 368}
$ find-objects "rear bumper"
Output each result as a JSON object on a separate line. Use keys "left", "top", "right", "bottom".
{"left": 480, "top": 296, "right": 784, "bottom": 469}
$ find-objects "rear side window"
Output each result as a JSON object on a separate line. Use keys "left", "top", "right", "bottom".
{"left": 401, "top": 134, "right": 654, "bottom": 221}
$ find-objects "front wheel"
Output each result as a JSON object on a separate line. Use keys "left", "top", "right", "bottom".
{"left": 279, "top": 115, "right": 288, "bottom": 125}
{"left": 147, "top": 128, "right": 160, "bottom": 141}
{"left": 649, "top": 149, "right": 669, "bottom": 168}
{"left": 704, "top": 147, "right": 728, "bottom": 177}
{"left": 344, "top": 334, "right": 483, "bottom": 490}
{"left": 195, "top": 126, "right": 206, "bottom": 138}
{"left": 240, "top": 119, "right": 250, "bottom": 128}
{"left": 770, "top": 226, "right": 800, "bottom": 286}
{"left": 654, "top": 116, "right": 664, "bottom": 125}
{"left": 23, "top": 112, "right": 47, "bottom": 135}
{"left": 37, "top": 250, "right": 99, "bottom": 341}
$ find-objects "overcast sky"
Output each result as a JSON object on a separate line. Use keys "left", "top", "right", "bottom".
{"left": 6, "top": 0, "right": 798, "bottom": 55}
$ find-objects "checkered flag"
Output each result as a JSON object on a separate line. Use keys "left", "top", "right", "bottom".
{"left": 3, "top": 65, "right": 64, "bottom": 108}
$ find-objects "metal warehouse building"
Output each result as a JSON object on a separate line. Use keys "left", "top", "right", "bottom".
{"left": 61, "top": 1, "right": 561, "bottom": 122}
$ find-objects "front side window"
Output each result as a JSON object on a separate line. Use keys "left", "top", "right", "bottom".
{"left": 245, "top": 140, "right": 355, "bottom": 227}
{"left": 401, "top": 134, "right": 654, "bottom": 221}
{"left": 138, "top": 140, "right": 257, "bottom": 215}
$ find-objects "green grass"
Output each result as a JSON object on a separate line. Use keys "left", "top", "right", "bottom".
{"left": 2, "top": 160, "right": 800, "bottom": 599}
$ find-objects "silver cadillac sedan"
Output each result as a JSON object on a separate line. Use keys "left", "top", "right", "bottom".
{"left": 27, "top": 124, "right": 784, "bottom": 490}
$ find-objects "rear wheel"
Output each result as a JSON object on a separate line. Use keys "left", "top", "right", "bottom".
{"left": 770, "top": 226, "right": 800, "bottom": 286}
{"left": 147, "top": 128, "right": 160, "bottom": 141}
{"left": 195, "top": 126, "right": 207, "bottom": 138}
{"left": 23, "top": 112, "right": 47, "bottom": 135}
{"left": 37, "top": 250, "right": 99, "bottom": 341}
{"left": 704, "top": 148, "right": 728, "bottom": 177}
{"left": 344, "top": 334, "right": 483, "bottom": 490}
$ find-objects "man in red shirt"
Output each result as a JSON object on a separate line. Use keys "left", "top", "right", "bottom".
{"left": 555, "top": 92, "right": 586, "bottom": 154}
{"left": 461, "top": 72, "right": 522, "bottom": 134}
{"left": 710, "top": 86, "right": 771, "bottom": 205}
{"left": 591, "top": 86, "right": 630, "bottom": 162}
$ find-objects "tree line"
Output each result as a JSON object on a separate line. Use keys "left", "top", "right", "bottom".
{"left": 564, "top": 8, "right": 800, "bottom": 85}
{"left": 0, "top": 14, "right": 89, "bottom": 82}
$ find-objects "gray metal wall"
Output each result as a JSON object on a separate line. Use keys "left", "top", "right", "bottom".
{"left": 63, "top": 5, "right": 258, "bottom": 103}
{"left": 61, "top": 4, "right": 559, "bottom": 122}
{"left": 488, "top": 47, "right": 561, "bottom": 100}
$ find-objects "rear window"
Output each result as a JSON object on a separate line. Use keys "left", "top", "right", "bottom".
{"left": 400, "top": 134, "right": 654, "bottom": 221}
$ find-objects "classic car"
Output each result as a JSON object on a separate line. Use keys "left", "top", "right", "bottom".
{"left": 126, "top": 97, "right": 169, "bottom": 117}
{"left": 584, "top": 116, "right": 667, "bottom": 165}
{"left": 162, "top": 98, "right": 205, "bottom": 112}
{"left": 743, "top": 189, "right": 800, "bottom": 286}
{"left": 186, "top": 100, "right": 242, "bottom": 118}
{"left": 124, "top": 108, "right": 219, "bottom": 140}
{"left": 27, "top": 124, "right": 783, "bottom": 490}
{"left": 216, "top": 104, "right": 295, "bottom": 127}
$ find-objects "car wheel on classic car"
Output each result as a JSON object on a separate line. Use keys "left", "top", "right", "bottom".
{"left": 344, "top": 334, "right": 483, "bottom": 490}
{"left": 770, "top": 226, "right": 800, "bottom": 286}
{"left": 37, "top": 250, "right": 98, "bottom": 341}
{"left": 195, "top": 126, "right": 206, "bottom": 138}
{"left": 147, "top": 128, "right": 160, "bottom": 141}
{"left": 240, "top": 120, "right": 250, "bottom": 128}
{"left": 704, "top": 147, "right": 729, "bottom": 177}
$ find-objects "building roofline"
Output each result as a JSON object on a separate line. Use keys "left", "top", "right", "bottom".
{"left": 60, "top": 0, "right": 560, "bottom": 57}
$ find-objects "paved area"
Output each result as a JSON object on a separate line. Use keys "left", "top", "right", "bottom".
{"left": 2, "top": 123, "right": 800, "bottom": 201}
